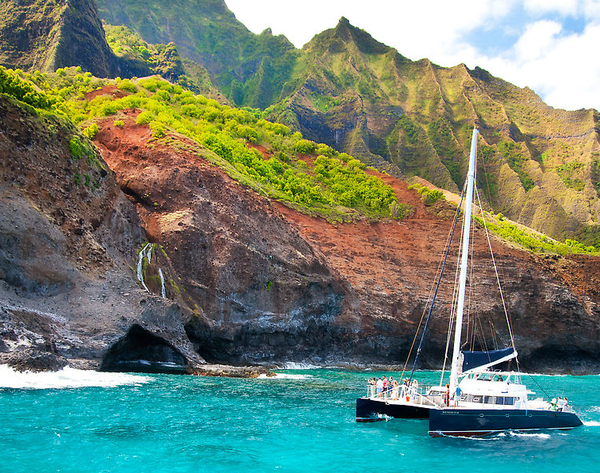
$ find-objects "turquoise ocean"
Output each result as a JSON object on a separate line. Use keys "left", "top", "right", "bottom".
{"left": 1, "top": 366, "right": 599, "bottom": 473}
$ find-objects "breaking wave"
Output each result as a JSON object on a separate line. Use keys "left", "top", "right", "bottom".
{"left": 257, "top": 372, "right": 312, "bottom": 380}
{"left": 279, "top": 362, "right": 321, "bottom": 370}
{"left": 0, "top": 365, "right": 152, "bottom": 390}
{"left": 583, "top": 420, "right": 600, "bottom": 427}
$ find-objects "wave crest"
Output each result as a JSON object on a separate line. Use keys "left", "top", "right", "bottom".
{"left": 0, "top": 365, "right": 152, "bottom": 390}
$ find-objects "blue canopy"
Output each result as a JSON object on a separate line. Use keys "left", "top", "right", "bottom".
{"left": 461, "top": 347, "right": 517, "bottom": 373}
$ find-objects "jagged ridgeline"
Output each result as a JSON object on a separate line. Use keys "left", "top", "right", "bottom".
{"left": 93, "top": 1, "right": 600, "bottom": 246}
{"left": 2, "top": 0, "right": 600, "bottom": 246}
{"left": 1, "top": 66, "right": 405, "bottom": 221}
{"left": 264, "top": 18, "right": 600, "bottom": 247}
{"left": 96, "top": 0, "right": 297, "bottom": 108}
{"left": 0, "top": 0, "right": 122, "bottom": 76}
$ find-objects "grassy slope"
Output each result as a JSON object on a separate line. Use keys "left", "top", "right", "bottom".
{"left": 2, "top": 64, "right": 596, "bottom": 255}
{"left": 3, "top": 66, "right": 404, "bottom": 223}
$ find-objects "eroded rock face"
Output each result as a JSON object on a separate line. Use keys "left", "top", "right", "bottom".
{"left": 95, "top": 112, "right": 600, "bottom": 372}
{"left": 1, "top": 91, "right": 599, "bottom": 374}
{"left": 96, "top": 118, "right": 358, "bottom": 365}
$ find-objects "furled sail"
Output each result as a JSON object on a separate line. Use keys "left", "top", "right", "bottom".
{"left": 461, "top": 347, "right": 517, "bottom": 373}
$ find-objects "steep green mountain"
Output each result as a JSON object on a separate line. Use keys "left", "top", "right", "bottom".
{"left": 0, "top": 0, "right": 122, "bottom": 77}
{"left": 2, "top": 1, "right": 600, "bottom": 245}
{"left": 266, "top": 18, "right": 600, "bottom": 245}
{"left": 102, "top": 24, "right": 223, "bottom": 100}
{"left": 92, "top": 3, "right": 600, "bottom": 245}
{"left": 96, "top": 0, "right": 298, "bottom": 108}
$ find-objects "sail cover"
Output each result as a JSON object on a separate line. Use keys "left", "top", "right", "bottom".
{"left": 461, "top": 347, "right": 517, "bottom": 373}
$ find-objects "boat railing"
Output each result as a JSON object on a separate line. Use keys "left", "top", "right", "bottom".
{"left": 365, "top": 385, "right": 440, "bottom": 407}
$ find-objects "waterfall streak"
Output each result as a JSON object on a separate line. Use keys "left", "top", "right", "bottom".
{"left": 137, "top": 243, "right": 151, "bottom": 292}
{"left": 158, "top": 268, "right": 167, "bottom": 298}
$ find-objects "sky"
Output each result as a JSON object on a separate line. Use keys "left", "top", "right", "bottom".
{"left": 225, "top": 0, "right": 600, "bottom": 112}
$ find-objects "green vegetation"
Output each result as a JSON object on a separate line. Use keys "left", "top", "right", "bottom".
{"left": 104, "top": 24, "right": 213, "bottom": 94}
{"left": 592, "top": 159, "right": 600, "bottom": 196}
{"left": 497, "top": 140, "right": 535, "bottom": 191}
{"left": 97, "top": 0, "right": 297, "bottom": 107}
{"left": 428, "top": 117, "right": 463, "bottom": 187}
{"left": 408, "top": 183, "right": 446, "bottom": 206}
{"left": 2, "top": 67, "right": 402, "bottom": 221}
{"left": 2, "top": 64, "right": 597, "bottom": 254}
{"left": 83, "top": 123, "right": 99, "bottom": 139}
{"left": 476, "top": 213, "right": 598, "bottom": 255}
{"left": 0, "top": 67, "right": 56, "bottom": 110}
{"left": 556, "top": 161, "right": 585, "bottom": 191}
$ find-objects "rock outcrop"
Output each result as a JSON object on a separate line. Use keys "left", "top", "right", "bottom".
{"left": 0, "top": 88, "right": 599, "bottom": 373}
{"left": 0, "top": 94, "right": 204, "bottom": 372}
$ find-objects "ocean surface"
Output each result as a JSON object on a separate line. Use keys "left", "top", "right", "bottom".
{"left": 1, "top": 366, "right": 599, "bottom": 473}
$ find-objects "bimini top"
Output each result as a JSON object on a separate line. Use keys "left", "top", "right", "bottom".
{"left": 461, "top": 347, "right": 517, "bottom": 374}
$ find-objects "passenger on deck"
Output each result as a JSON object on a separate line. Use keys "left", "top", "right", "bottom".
{"left": 376, "top": 377, "right": 384, "bottom": 398}
{"left": 409, "top": 380, "right": 418, "bottom": 400}
{"left": 368, "top": 378, "right": 376, "bottom": 397}
{"left": 391, "top": 379, "right": 399, "bottom": 399}
{"left": 454, "top": 385, "right": 462, "bottom": 407}
{"left": 400, "top": 380, "right": 407, "bottom": 400}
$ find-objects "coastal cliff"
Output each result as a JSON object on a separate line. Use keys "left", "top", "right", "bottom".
{"left": 0, "top": 94, "right": 204, "bottom": 373}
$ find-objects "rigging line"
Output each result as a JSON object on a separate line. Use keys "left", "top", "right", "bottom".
{"left": 409, "top": 185, "right": 466, "bottom": 385}
{"left": 441, "top": 203, "right": 466, "bottom": 385}
{"left": 474, "top": 185, "right": 517, "bottom": 354}
{"left": 527, "top": 373, "right": 552, "bottom": 400}
{"left": 466, "top": 217, "right": 476, "bottom": 350}
{"left": 401, "top": 235, "right": 451, "bottom": 377}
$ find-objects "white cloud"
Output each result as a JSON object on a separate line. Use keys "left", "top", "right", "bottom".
{"left": 468, "top": 20, "right": 600, "bottom": 110}
{"left": 582, "top": 0, "right": 600, "bottom": 18}
{"left": 524, "top": 0, "right": 580, "bottom": 16}
{"left": 514, "top": 20, "right": 563, "bottom": 61}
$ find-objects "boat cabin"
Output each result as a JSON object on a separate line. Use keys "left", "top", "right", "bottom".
{"left": 457, "top": 371, "right": 529, "bottom": 409}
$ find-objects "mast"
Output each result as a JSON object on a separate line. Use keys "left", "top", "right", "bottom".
{"left": 449, "top": 127, "right": 478, "bottom": 395}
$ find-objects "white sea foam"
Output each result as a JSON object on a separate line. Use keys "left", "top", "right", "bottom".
{"left": 0, "top": 365, "right": 152, "bottom": 390}
{"left": 508, "top": 431, "right": 551, "bottom": 440}
{"left": 280, "top": 362, "right": 321, "bottom": 370}
{"left": 583, "top": 420, "right": 600, "bottom": 427}
{"left": 257, "top": 372, "right": 312, "bottom": 380}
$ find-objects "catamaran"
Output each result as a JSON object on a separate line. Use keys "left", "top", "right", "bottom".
{"left": 356, "top": 127, "right": 582, "bottom": 437}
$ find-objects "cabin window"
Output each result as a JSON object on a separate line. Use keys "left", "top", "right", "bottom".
{"left": 484, "top": 396, "right": 494, "bottom": 404}
{"left": 472, "top": 396, "right": 482, "bottom": 403}
{"left": 504, "top": 397, "right": 515, "bottom": 405}
{"left": 496, "top": 397, "right": 504, "bottom": 405}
